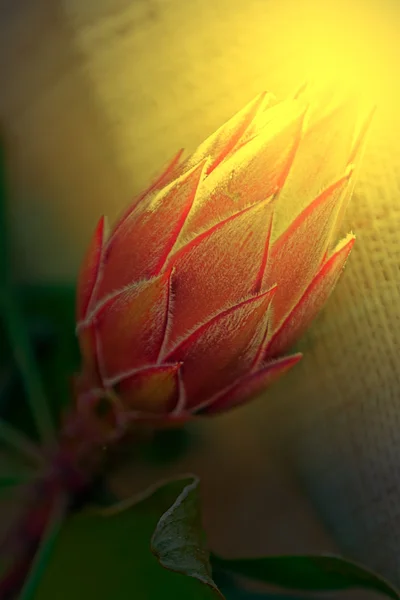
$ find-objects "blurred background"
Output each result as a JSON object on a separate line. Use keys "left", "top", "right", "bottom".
{"left": 1, "top": 0, "right": 400, "bottom": 594}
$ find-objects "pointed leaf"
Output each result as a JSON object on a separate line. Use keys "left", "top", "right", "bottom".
{"left": 165, "top": 288, "right": 276, "bottom": 410}
{"left": 212, "top": 554, "right": 400, "bottom": 599}
{"left": 93, "top": 271, "right": 171, "bottom": 381}
{"left": 329, "top": 104, "right": 376, "bottom": 244}
{"left": 264, "top": 171, "right": 352, "bottom": 330}
{"left": 266, "top": 234, "right": 355, "bottom": 359}
{"left": 97, "top": 160, "right": 207, "bottom": 297}
{"left": 164, "top": 198, "right": 274, "bottom": 349}
{"left": 181, "top": 101, "right": 306, "bottom": 236}
{"left": 34, "top": 477, "right": 223, "bottom": 600}
{"left": 151, "top": 477, "right": 223, "bottom": 597}
{"left": 198, "top": 353, "right": 302, "bottom": 415}
{"left": 184, "top": 92, "right": 271, "bottom": 174}
{"left": 112, "top": 148, "right": 184, "bottom": 232}
{"left": 230, "top": 93, "right": 281, "bottom": 150}
{"left": 272, "top": 97, "right": 359, "bottom": 239}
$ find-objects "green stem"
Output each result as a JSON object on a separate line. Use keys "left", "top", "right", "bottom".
{"left": 18, "top": 493, "right": 67, "bottom": 600}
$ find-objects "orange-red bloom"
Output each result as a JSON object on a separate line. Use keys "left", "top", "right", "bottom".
{"left": 74, "top": 87, "right": 373, "bottom": 430}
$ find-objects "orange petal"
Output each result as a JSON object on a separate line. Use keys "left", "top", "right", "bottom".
{"left": 230, "top": 96, "right": 297, "bottom": 151}
{"left": 180, "top": 100, "right": 306, "bottom": 237}
{"left": 272, "top": 97, "right": 359, "bottom": 239}
{"left": 164, "top": 287, "right": 276, "bottom": 410}
{"left": 96, "top": 160, "right": 207, "bottom": 298}
{"left": 184, "top": 92, "right": 270, "bottom": 175}
{"left": 112, "top": 148, "right": 184, "bottom": 234}
{"left": 94, "top": 271, "right": 171, "bottom": 380}
{"left": 76, "top": 216, "right": 107, "bottom": 321}
{"left": 163, "top": 198, "right": 275, "bottom": 351}
{"left": 265, "top": 234, "right": 355, "bottom": 359}
{"left": 113, "top": 364, "right": 182, "bottom": 415}
{"left": 198, "top": 353, "right": 302, "bottom": 415}
{"left": 263, "top": 171, "right": 353, "bottom": 331}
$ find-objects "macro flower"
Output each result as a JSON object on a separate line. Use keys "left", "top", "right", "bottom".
{"left": 73, "top": 86, "right": 373, "bottom": 433}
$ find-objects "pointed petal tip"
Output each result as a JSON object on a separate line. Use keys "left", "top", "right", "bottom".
{"left": 336, "top": 232, "right": 356, "bottom": 259}
{"left": 266, "top": 234, "right": 356, "bottom": 359}
{"left": 347, "top": 103, "right": 377, "bottom": 165}
{"left": 338, "top": 232, "right": 356, "bottom": 250}
{"left": 164, "top": 285, "right": 278, "bottom": 409}
{"left": 344, "top": 161, "right": 355, "bottom": 176}
{"left": 197, "top": 351, "right": 302, "bottom": 416}
{"left": 274, "top": 351, "right": 303, "bottom": 365}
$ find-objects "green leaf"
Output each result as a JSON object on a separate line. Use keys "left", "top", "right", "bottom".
{"left": 34, "top": 476, "right": 223, "bottom": 600}
{"left": 151, "top": 476, "right": 223, "bottom": 598}
{"left": 212, "top": 553, "right": 400, "bottom": 599}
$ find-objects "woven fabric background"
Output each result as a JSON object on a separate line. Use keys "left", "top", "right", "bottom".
{"left": 1, "top": 0, "right": 400, "bottom": 590}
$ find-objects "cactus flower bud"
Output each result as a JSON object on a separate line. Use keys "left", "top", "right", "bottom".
{"left": 74, "top": 86, "right": 373, "bottom": 433}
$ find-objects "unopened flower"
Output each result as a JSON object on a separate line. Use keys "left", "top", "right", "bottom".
{"left": 73, "top": 86, "right": 373, "bottom": 434}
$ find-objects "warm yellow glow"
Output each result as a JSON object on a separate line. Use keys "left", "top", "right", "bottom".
{"left": 263, "top": 0, "right": 399, "bottom": 125}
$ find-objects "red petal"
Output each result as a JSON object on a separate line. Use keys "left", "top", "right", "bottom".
{"left": 163, "top": 198, "right": 275, "bottom": 350}
{"left": 263, "top": 172, "right": 353, "bottom": 331}
{"left": 113, "top": 363, "right": 182, "bottom": 415}
{"left": 272, "top": 98, "right": 359, "bottom": 239}
{"left": 164, "top": 287, "right": 276, "bottom": 410}
{"left": 112, "top": 148, "right": 184, "bottom": 234}
{"left": 198, "top": 353, "right": 302, "bottom": 415}
{"left": 76, "top": 216, "right": 107, "bottom": 321}
{"left": 94, "top": 271, "right": 171, "bottom": 380}
{"left": 96, "top": 160, "right": 207, "bottom": 298}
{"left": 180, "top": 101, "right": 306, "bottom": 237}
{"left": 184, "top": 92, "right": 274, "bottom": 174}
{"left": 265, "top": 234, "right": 355, "bottom": 359}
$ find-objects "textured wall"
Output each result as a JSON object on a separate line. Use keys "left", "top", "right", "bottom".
{"left": 1, "top": 0, "right": 400, "bottom": 590}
